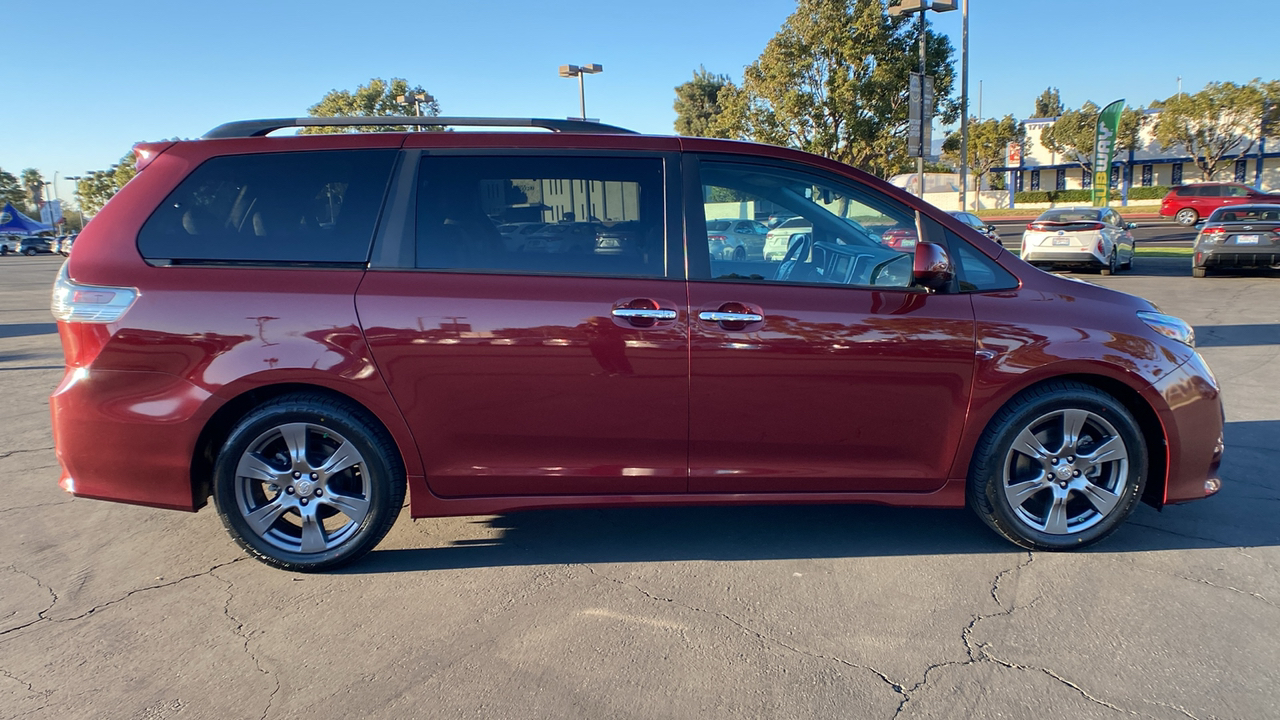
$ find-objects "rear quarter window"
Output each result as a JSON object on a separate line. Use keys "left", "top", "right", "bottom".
{"left": 138, "top": 149, "right": 397, "bottom": 264}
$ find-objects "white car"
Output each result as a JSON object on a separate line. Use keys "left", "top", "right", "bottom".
{"left": 707, "top": 218, "right": 768, "bottom": 260}
{"left": 763, "top": 217, "right": 814, "bottom": 260}
{"left": 1020, "top": 207, "right": 1136, "bottom": 275}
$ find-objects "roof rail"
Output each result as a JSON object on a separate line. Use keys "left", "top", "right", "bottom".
{"left": 202, "top": 116, "right": 638, "bottom": 139}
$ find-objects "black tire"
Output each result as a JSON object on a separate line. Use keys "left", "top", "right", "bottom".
{"left": 967, "top": 381, "right": 1147, "bottom": 551}
{"left": 732, "top": 245, "right": 748, "bottom": 261}
{"left": 0, "top": 245, "right": 8, "bottom": 256}
{"left": 24, "top": 247, "right": 37, "bottom": 256}
{"left": 212, "top": 392, "right": 405, "bottom": 571}
{"left": 1191, "top": 266, "right": 1207, "bottom": 278}
{"left": 1099, "top": 252, "right": 1116, "bottom": 276}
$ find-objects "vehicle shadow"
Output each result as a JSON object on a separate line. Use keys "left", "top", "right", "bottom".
{"left": 344, "top": 420, "right": 1278, "bottom": 575}
{"left": 0, "top": 322, "right": 58, "bottom": 339}
{"left": 1194, "top": 324, "right": 1280, "bottom": 347}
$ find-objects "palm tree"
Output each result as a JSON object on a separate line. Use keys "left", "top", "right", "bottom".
{"left": 20, "top": 168, "right": 44, "bottom": 208}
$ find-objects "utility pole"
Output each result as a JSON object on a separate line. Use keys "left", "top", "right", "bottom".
{"left": 888, "top": 1, "right": 956, "bottom": 198}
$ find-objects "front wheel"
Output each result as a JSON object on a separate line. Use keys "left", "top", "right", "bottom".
{"left": 732, "top": 245, "right": 747, "bottom": 261}
{"left": 1175, "top": 208, "right": 1198, "bottom": 226}
{"left": 967, "top": 382, "right": 1147, "bottom": 551}
{"left": 23, "top": 247, "right": 37, "bottom": 256}
{"left": 213, "top": 393, "right": 405, "bottom": 571}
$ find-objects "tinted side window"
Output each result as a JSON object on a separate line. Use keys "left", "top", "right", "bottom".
{"left": 952, "top": 231, "right": 1018, "bottom": 292}
{"left": 696, "top": 161, "right": 916, "bottom": 289}
{"left": 139, "top": 150, "right": 396, "bottom": 263}
{"left": 1176, "top": 186, "right": 1198, "bottom": 197}
{"left": 416, "top": 156, "right": 664, "bottom": 278}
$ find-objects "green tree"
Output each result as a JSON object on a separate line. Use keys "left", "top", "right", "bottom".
{"left": 941, "top": 114, "right": 1025, "bottom": 204}
{"left": 75, "top": 151, "right": 138, "bottom": 216}
{"left": 673, "top": 66, "right": 733, "bottom": 138}
{"left": 303, "top": 77, "right": 439, "bottom": 133}
{"left": 1039, "top": 102, "right": 1145, "bottom": 174}
{"left": 0, "top": 168, "right": 28, "bottom": 211}
{"left": 713, "top": 0, "right": 957, "bottom": 178}
{"left": 1151, "top": 79, "right": 1272, "bottom": 181}
{"left": 1033, "top": 87, "right": 1064, "bottom": 118}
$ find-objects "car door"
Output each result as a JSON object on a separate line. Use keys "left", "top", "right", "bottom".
{"left": 685, "top": 157, "right": 976, "bottom": 494}
{"left": 357, "top": 150, "right": 691, "bottom": 497}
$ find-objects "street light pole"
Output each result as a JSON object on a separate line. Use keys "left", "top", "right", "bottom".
{"left": 65, "top": 176, "right": 84, "bottom": 229}
{"left": 558, "top": 64, "right": 603, "bottom": 120}
{"left": 889, "top": 1, "right": 955, "bottom": 199}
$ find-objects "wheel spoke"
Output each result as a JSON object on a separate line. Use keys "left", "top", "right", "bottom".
{"left": 1044, "top": 492, "right": 1070, "bottom": 534}
{"left": 238, "top": 452, "right": 280, "bottom": 483}
{"left": 1011, "top": 428, "right": 1051, "bottom": 461}
{"left": 299, "top": 510, "right": 327, "bottom": 553}
{"left": 1080, "top": 483, "right": 1121, "bottom": 516}
{"left": 279, "top": 423, "right": 310, "bottom": 468}
{"left": 1060, "top": 409, "right": 1089, "bottom": 454}
{"left": 318, "top": 440, "right": 361, "bottom": 477}
{"left": 244, "top": 499, "right": 288, "bottom": 536}
{"left": 1005, "top": 475, "right": 1047, "bottom": 507}
{"left": 322, "top": 491, "right": 370, "bottom": 525}
{"left": 1082, "top": 436, "right": 1127, "bottom": 464}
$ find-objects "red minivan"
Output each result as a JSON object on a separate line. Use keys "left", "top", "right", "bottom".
{"left": 51, "top": 117, "right": 1224, "bottom": 570}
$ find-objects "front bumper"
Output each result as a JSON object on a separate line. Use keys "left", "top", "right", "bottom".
{"left": 1152, "top": 351, "right": 1224, "bottom": 504}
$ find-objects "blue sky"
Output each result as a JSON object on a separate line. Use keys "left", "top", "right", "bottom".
{"left": 1, "top": 0, "right": 1270, "bottom": 203}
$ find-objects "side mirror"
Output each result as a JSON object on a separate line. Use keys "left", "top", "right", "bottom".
{"left": 912, "top": 242, "right": 953, "bottom": 291}
{"left": 986, "top": 224, "right": 998, "bottom": 233}
{"left": 1125, "top": 222, "right": 1138, "bottom": 230}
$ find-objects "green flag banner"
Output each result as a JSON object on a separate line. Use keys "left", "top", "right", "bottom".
{"left": 1091, "top": 99, "right": 1124, "bottom": 207}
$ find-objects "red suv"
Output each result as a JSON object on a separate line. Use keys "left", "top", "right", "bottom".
{"left": 51, "top": 116, "right": 1224, "bottom": 570}
{"left": 1160, "top": 182, "right": 1280, "bottom": 226}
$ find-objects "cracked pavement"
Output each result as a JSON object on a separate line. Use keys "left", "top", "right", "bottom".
{"left": 1, "top": 255, "right": 1276, "bottom": 719}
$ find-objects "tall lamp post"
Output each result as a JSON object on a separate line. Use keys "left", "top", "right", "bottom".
{"left": 64, "top": 176, "right": 85, "bottom": 229}
{"left": 397, "top": 92, "right": 429, "bottom": 131}
{"left": 558, "top": 63, "right": 603, "bottom": 120}
{"left": 888, "top": 1, "right": 956, "bottom": 199}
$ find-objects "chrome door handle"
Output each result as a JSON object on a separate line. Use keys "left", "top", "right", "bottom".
{"left": 612, "top": 308, "right": 677, "bottom": 320}
{"left": 698, "top": 311, "right": 763, "bottom": 323}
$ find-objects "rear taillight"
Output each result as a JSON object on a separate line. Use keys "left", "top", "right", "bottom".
{"left": 51, "top": 262, "right": 137, "bottom": 323}
{"left": 1096, "top": 239, "right": 1106, "bottom": 254}
{"left": 1082, "top": 222, "right": 1105, "bottom": 231}
{"left": 1026, "top": 223, "right": 1039, "bottom": 231}
{"left": 708, "top": 234, "right": 728, "bottom": 242}
{"left": 1204, "top": 226, "right": 1225, "bottom": 235}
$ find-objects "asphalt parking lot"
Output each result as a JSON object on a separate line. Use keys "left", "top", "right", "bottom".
{"left": 1, "top": 251, "right": 1277, "bottom": 720}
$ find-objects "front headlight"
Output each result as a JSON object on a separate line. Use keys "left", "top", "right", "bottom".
{"left": 1137, "top": 311, "right": 1195, "bottom": 347}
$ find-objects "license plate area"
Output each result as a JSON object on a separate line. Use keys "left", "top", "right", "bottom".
{"left": 1235, "top": 234, "right": 1260, "bottom": 245}
{"left": 1053, "top": 236, "right": 1072, "bottom": 246}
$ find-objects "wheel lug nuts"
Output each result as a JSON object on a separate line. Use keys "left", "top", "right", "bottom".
{"left": 315, "top": 489, "right": 323, "bottom": 497}
{"left": 1051, "top": 458, "right": 1059, "bottom": 465}
{"left": 293, "top": 471, "right": 301, "bottom": 479}
{"left": 310, "top": 473, "right": 318, "bottom": 480}
{"left": 1067, "top": 456, "right": 1075, "bottom": 462}
{"left": 300, "top": 497, "right": 308, "bottom": 506}
{"left": 286, "top": 486, "right": 295, "bottom": 494}
{"left": 1073, "top": 470, "right": 1081, "bottom": 477}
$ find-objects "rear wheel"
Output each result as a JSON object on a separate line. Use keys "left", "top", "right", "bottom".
{"left": 1175, "top": 208, "right": 1198, "bottom": 226}
{"left": 967, "top": 382, "right": 1147, "bottom": 551}
{"left": 732, "top": 245, "right": 747, "bottom": 261}
{"left": 1099, "top": 252, "right": 1116, "bottom": 276}
{"left": 213, "top": 393, "right": 405, "bottom": 571}
{"left": 23, "top": 247, "right": 37, "bottom": 256}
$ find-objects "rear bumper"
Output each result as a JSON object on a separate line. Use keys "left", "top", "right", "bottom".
{"left": 1196, "top": 248, "right": 1280, "bottom": 269}
{"left": 51, "top": 367, "right": 211, "bottom": 511}
{"left": 1023, "top": 251, "right": 1104, "bottom": 266}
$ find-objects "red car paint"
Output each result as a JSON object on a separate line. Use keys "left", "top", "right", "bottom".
{"left": 51, "top": 126, "right": 1222, "bottom": 535}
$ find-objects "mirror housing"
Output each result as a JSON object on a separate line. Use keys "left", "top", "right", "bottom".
{"left": 986, "top": 224, "right": 998, "bottom": 233}
{"left": 912, "top": 242, "right": 953, "bottom": 291}
{"left": 1125, "top": 222, "right": 1138, "bottom": 230}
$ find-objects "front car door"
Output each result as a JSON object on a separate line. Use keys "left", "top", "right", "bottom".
{"left": 357, "top": 149, "right": 690, "bottom": 497}
{"left": 684, "top": 157, "right": 977, "bottom": 494}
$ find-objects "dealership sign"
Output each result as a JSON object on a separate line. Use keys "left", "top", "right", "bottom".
{"left": 1091, "top": 100, "right": 1124, "bottom": 207}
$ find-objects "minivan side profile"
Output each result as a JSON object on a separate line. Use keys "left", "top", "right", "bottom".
{"left": 51, "top": 117, "right": 1224, "bottom": 571}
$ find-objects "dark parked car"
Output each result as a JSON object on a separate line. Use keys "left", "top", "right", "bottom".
{"left": 19, "top": 235, "right": 55, "bottom": 255}
{"left": 1160, "top": 182, "right": 1280, "bottom": 226}
{"left": 50, "top": 116, "right": 1223, "bottom": 571}
{"left": 1191, "top": 204, "right": 1280, "bottom": 277}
